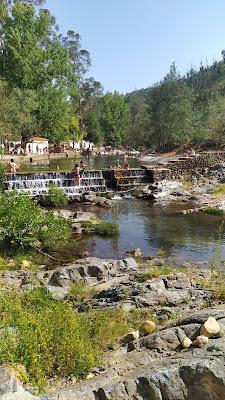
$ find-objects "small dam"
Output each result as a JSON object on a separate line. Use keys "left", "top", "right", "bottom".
{"left": 3, "top": 168, "right": 150, "bottom": 197}
{"left": 4, "top": 170, "right": 107, "bottom": 197}
{"left": 4, "top": 152, "right": 225, "bottom": 197}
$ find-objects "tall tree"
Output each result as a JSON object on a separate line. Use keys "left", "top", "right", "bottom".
{"left": 147, "top": 63, "right": 194, "bottom": 150}
{"left": 100, "top": 92, "right": 129, "bottom": 147}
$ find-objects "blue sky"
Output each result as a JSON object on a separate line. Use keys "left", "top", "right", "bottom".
{"left": 45, "top": 0, "right": 225, "bottom": 93}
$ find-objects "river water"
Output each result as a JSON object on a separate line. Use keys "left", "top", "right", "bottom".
{"left": 21, "top": 155, "right": 141, "bottom": 172}
{"left": 61, "top": 198, "right": 225, "bottom": 263}
{"left": 20, "top": 156, "right": 225, "bottom": 262}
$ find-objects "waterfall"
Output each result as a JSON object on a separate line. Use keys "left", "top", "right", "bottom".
{"left": 113, "top": 169, "right": 148, "bottom": 190}
{"left": 4, "top": 170, "right": 107, "bottom": 197}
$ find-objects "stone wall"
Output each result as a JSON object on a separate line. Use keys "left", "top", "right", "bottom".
{"left": 143, "top": 152, "right": 225, "bottom": 182}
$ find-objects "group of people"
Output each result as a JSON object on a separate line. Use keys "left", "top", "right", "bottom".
{"left": 108, "top": 160, "right": 130, "bottom": 170}
{"left": 72, "top": 160, "right": 87, "bottom": 186}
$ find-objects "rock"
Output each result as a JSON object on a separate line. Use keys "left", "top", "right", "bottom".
{"left": 81, "top": 193, "right": 97, "bottom": 204}
{"left": 181, "top": 337, "right": 192, "bottom": 349}
{"left": 192, "top": 335, "right": 209, "bottom": 347}
{"left": 54, "top": 209, "right": 74, "bottom": 220}
{"left": 141, "top": 320, "right": 156, "bottom": 334}
{"left": 0, "top": 368, "right": 18, "bottom": 395}
{"left": 20, "top": 260, "right": 30, "bottom": 270}
{"left": 177, "top": 305, "right": 225, "bottom": 326}
{"left": 165, "top": 273, "right": 191, "bottom": 289}
{"left": 86, "top": 373, "right": 95, "bottom": 380}
{"left": 121, "top": 330, "right": 140, "bottom": 344}
{"left": 134, "top": 248, "right": 142, "bottom": 258}
{"left": 200, "top": 317, "right": 221, "bottom": 338}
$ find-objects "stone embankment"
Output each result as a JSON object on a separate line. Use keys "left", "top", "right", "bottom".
{"left": 143, "top": 151, "right": 225, "bottom": 181}
{"left": 2, "top": 255, "right": 225, "bottom": 399}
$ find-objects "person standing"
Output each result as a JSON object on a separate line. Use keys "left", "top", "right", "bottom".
{"left": 80, "top": 160, "right": 87, "bottom": 179}
{"left": 9, "top": 159, "right": 19, "bottom": 173}
{"left": 72, "top": 164, "right": 80, "bottom": 186}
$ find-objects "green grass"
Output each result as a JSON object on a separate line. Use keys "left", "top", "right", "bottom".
{"left": 140, "top": 265, "right": 175, "bottom": 281}
{"left": 211, "top": 184, "right": 225, "bottom": 197}
{"left": 0, "top": 287, "right": 141, "bottom": 390}
{"left": 202, "top": 207, "right": 225, "bottom": 216}
{"left": 67, "top": 282, "right": 96, "bottom": 305}
{"left": 94, "top": 220, "right": 119, "bottom": 236}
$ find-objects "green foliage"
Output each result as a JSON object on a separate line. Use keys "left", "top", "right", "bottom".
{"left": 68, "top": 282, "right": 96, "bottom": 306}
{"left": 0, "top": 288, "right": 136, "bottom": 388}
{"left": 212, "top": 184, "right": 225, "bottom": 197}
{"left": 45, "top": 184, "right": 68, "bottom": 208}
{"left": 100, "top": 92, "right": 129, "bottom": 147}
{"left": 84, "top": 110, "right": 103, "bottom": 144}
{"left": 139, "top": 265, "right": 175, "bottom": 281}
{"left": 125, "top": 59, "right": 225, "bottom": 151}
{"left": 0, "top": 79, "right": 37, "bottom": 139}
{"left": 0, "top": 192, "right": 71, "bottom": 250}
{"left": 95, "top": 220, "right": 119, "bottom": 237}
{"left": 0, "top": 1, "right": 99, "bottom": 144}
{"left": 202, "top": 207, "right": 225, "bottom": 216}
{"left": 38, "top": 212, "right": 71, "bottom": 251}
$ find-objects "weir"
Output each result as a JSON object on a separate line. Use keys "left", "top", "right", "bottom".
{"left": 5, "top": 152, "right": 223, "bottom": 197}
{"left": 4, "top": 170, "right": 107, "bottom": 197}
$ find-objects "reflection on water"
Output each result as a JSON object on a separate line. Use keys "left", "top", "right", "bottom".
{"left": 21, "top": 155, "right": 141, "bottom": 172}
{"left": 19, "top": 156, "right": 225, "bottom": 262}
{"left": 66, "top": 199, "right": 225, "bottom": 262}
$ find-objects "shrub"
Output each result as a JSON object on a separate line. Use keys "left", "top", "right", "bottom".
{"left": 39, "top": 212, "right": 71, "bottom": 251}
{"left": 202, "top": 207, "right": 225, "bottom": 216}
{"left": 0, "top": 192, "right": 71, "bottom": 251}
{"left": 0, "top": 288, "right": 133, "bottom": 389}
{"left": 45, "top": 184, "right": 68, "bottom": 208}
{"left": 95, "top": 220, "right": 119, "bottom": 236}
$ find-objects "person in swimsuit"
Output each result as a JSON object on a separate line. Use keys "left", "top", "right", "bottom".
{"left": 72, "top": 164, "right": 80, "bottom": 186}
{"left": 80, "top": 160, "right": 87, "bottom": 179}
{"left": 9, "top": 159, "right": 19, "bottom": 174}
{"left": 123, "top": 162, "right": 130, "bottom": 170}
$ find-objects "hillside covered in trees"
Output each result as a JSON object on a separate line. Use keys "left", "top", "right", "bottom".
{"left": 125, "top": 60, "right": 225, "bottom": 151}
{"left": 1, "top": 0, "right": 225, "bottom": 151}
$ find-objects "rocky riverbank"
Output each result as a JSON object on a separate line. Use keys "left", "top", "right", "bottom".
{"left": 1, "top": 254, "right": 225, "bottom": 399}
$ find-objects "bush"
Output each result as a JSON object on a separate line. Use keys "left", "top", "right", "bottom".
{"left": 95, "top": 220, "right": 119, "bottom": 236}
{"left": 202, "top": 207, "right": 225, "bottom": 216}
{"left": 0, "top": 288, "right": 133, "bottom": 389}
{"left": 0, "top": 192, "right": 71, "bottom": 250}
{"left": 45, "top": 184, "right": 68, "bottom": 208}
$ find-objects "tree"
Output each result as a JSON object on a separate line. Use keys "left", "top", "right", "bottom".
{"left": 0, "top": 78, "right": 37, "bottom": 140}
{"left": 100, "top": 92, "right": 129, "bottom": 147}
{"left": 147, "top": 63, "right": 194, "bottom": 150}
{"left": 125, "top": 102, "right": 150, "bottom": 149}
{"left": 84, "top": 110, "right": 103, "bottom": 144}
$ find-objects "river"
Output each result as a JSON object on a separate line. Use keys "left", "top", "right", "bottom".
{"left": 20, "top": 155, "right": 225, "bottom": 263}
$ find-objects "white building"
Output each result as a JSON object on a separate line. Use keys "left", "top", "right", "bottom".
{"left": 26, "top": 137, "right": 49, "bottom": 155}
{"left": 69, "top": 140, "right": 94, "bottom": 150}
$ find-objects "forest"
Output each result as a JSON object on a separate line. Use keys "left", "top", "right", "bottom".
{"left": 1, "top": 0, "right": 225, "bottom": 151}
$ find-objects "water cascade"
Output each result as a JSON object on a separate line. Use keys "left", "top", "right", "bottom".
{"left": 113, "top": 169, "right": 149, "bottom": 191}
{"left": 4, "top": 170, "right": 107, "bottom": 197}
